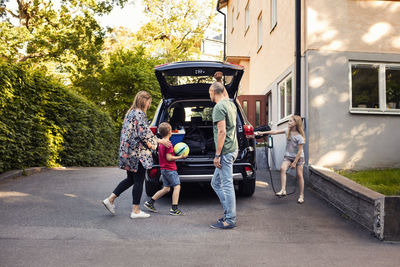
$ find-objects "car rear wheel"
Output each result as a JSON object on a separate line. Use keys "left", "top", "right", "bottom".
{"left": 238, "top": 177, "right": 256, "bottom": 197}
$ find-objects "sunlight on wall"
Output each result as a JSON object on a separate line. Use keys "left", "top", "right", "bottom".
{"left": 0, "top": 191, "right": 30, "bottom": 198}
{"left": 339, "top": 92, "right": 348, "bottom": 103}
{"left": 362, "top": 22, "right": 392, "bottom": 44}
{"left": 317, "top": 151, "right": 346, "bottom": 166}
{"left": 344, "top": 148, "right": 367, "bottom": 169}
{"left": 350, "top": 123, "right": 385, "bottom": 139}
{"left": 309, "top": 76, "right": 325, "bottom": 88}
{"left": 392, "top": 36, "right": 400, "bottom": 49}
{"left": 321, "top": 40, "right": 345, "bottom": 51}
{"left": 311, "top": 95, "right": 327, "bottom": 107}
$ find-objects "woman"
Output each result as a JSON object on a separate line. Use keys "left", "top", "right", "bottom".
{"left": 102, "top": 91, "right": 171, "bottom": 218}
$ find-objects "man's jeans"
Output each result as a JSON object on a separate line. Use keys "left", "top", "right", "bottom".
{"left": 211, "top": 150, "right": 238, "bottom": 225}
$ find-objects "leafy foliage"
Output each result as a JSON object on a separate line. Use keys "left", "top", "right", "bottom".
{"left": 76, "top": 47, "right": 162, "bottom": 124}
{"left": 0, "top": 63, "right": 119, "bottom": 173}
{"left": 136, "top": 0, "right": 216, "bottom": 61}
{"left": 0, "top": 0, "right": 127, "bottom": 82}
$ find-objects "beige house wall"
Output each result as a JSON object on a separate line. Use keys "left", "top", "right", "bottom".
{"left": 226, "top": 0, "right": 297, "bottom": 95}
{"left": 306, "top": 0, "right": 400, "bottom": 53}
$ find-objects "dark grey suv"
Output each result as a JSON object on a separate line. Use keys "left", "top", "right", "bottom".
{"left": 146, "top": 61, "right": 257, "bottom": 197}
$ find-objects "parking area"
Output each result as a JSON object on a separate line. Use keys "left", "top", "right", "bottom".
{"left": 0, "top": 167, "right": 399, "bottom": 266}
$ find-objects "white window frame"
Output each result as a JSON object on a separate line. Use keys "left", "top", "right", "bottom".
{"left": 267, "top": 93, "right": 272, "bottom": 124}
{"left": 257, "top": 12, "right": 263, "bottom": 51}
{"left": 270, "top": 0, "right": 277, "bottom": 32}
{"left": 349, "top": 61, "right": 400, "bottom": 115}
{"left": 237, "top": 0, "right": 240, "bottom": 18}
{"left": 231, "top": 7, "right": 235, "bottom": 33}
{"left": 278, "top": 74, "right": 294, "bottom": 122}
{"left": 245, "top": 1, "right": 250, "bottom": 34}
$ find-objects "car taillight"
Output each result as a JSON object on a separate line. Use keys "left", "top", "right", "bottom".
{"left": 150, "top": 126, "right": 157, "bottom": 135}
{"left": 243, "top": 124, "right": 254, "bottom": 139}
{"left": 244, "top": 166, "right": 254, "bottom": 177}
{"left": 148, "top": 168, "right": 158, "bottom": 179}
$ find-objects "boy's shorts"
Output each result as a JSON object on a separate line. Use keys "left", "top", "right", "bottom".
{"left": 161, "top": 169, "right": 181, "bottom": 187}
{"left": 283, "top": 156, "right": 305, "bottom": 166}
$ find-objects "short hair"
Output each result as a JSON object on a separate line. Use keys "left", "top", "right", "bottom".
{"left": 158, "top": 122, "right": 172, "bottom": 138}
{"left": 210, "top": 82, "right": 225, "bottom": 95}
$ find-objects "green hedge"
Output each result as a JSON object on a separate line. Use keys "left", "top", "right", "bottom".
{"left": 0, "top": 63, "right": 119, "bottom": 173}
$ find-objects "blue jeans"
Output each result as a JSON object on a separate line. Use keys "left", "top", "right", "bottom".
{"left": 211, "top": 150, "right": 238, "bottom": 225}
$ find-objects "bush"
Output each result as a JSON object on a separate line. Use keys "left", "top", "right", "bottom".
{"left": 0, "top": 63, "right": 119, "bottom": 173}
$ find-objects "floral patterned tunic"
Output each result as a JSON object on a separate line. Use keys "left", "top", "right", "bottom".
{"left": 118, "top": 109, "right": 158, "bottom": 172}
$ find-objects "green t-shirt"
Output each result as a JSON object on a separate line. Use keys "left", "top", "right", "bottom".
{"left": 212, "top": 99, "right": 238, "bottom": 155}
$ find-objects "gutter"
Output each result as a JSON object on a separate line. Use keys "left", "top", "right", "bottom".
{"left": 216, "top": 2, "right": 226, "bottom": 61}
{"left": 295, "top": 0, "right": 301, "bottom": 115}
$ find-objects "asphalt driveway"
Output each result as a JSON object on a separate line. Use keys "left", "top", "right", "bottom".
{"left": 0, "top": 167, "right": 399, "bottom": 267}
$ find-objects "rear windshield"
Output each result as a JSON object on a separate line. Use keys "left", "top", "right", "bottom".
{"left": 169, "top": 106, "right": 213, "bottom": 122}
{"left": 165, "top": 75, "right": 234, "bottom": 86}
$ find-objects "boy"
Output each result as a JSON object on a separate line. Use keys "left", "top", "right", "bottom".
{"left": 144, "top": 122, "right": 186, "bottom": 215}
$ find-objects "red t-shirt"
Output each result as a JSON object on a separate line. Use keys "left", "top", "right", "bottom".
{"left": 158, "top": 144, "right": 177, "bottom": 171}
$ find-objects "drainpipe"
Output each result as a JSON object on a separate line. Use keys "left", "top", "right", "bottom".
{"left": 217, "top": 2, "right": 226, "bottom": 61}
{"left": 295, "top": 0, "right": 301, "bottom": 115}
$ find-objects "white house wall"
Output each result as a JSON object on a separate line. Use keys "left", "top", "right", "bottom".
{"left": 307, "top": 50, "right": 400, "bottom": 170}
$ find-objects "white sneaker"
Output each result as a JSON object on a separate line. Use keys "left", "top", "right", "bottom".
{"left": 130, "top": 210, "right": 150, "bottom": 219}
{"left": 102, "top": 198, "right": 115, "bottom": 215}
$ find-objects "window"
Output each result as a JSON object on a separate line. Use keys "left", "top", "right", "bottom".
{"left": 256, "top": 100, "right": 261, "bottom": 126}
{"left": 278, "top": 75, "right": 293, "bottom": 120}
{"left": 270, "top": 0, "right": 277, "bottom": 31}
{"left": 257, "top": 13, "right": 263, "bottom": 50}
{"left": 231, "top": 7, "right": 235, "bottom": 33}
{"left": 243, "top": 100, "right": 248, "bottom": 117}
{"left": 350, "top": 62, "right": 400, "bottom": 113}
{"left": 267, "top": 93, "right": 272, "bottom": 124}
{"left": 245, "top": 1, "right": 250, "bottom": 33}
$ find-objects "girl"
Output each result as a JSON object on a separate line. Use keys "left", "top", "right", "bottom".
{"left": 255, "top": 115, "right": 306, "bottom": 204}
{"left": 102, "top": 91, "right": 171, "bottom": 219}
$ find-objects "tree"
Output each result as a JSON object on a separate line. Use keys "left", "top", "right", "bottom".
{"left": 136, "top": 0, "right": 217, "bottom": 61}
{"left": 0, "top": 0, "right": 127, "bottom": 82}
{"left": 77, "top": 46, "right": 162, "bottom": 124}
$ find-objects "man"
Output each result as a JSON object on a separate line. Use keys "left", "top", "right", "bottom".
{"left": 209, "top": 80, "right": 238, "bottom": 229}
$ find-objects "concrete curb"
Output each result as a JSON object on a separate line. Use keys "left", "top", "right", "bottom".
{"left": 0, "top": 167, "right": 49, "bottom": 182}
{"left": 308, "top": 165, "right": 399, "bottom": 242}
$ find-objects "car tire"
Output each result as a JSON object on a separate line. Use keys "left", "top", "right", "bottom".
{"left": 238, "top": 177, "right": 256, "bottom": 197}
{"left": 145, "top": 180, "right": 161, "bottom": 197}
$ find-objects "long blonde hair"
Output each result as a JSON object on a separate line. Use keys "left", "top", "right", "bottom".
{"left": 287, "top": 115, "right": 306, "bottom": 142}
{"left": 127, "top": 91, "right": 152, "bottom": 115}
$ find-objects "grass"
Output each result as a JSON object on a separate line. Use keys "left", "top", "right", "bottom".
{"left": 337, "top": 169, "right": 400, "bottom": 196}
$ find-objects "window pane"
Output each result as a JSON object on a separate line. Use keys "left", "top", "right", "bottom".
{"left": 286, "top": 77, "right": 292, "bottom": 116}
{"left": 351, "top": 64, "right": 379, "bottom": 108}
{"left": 267, "top": 93, "right": 272, "bottom": 124}
{"left": 243, "top": 100, "right": 248, "bottom": 116}
{"left": 245, "top": 4, "right": 249, "bottom": 30}
{"left": 386, "top": 66, "right": 400, "bottom": 110}
{"left": 258, "top": 15, "right": 262, "bottom": 48}
{"left": 256, "top": 101, "right": 260, "bottom": 126}
{"left": 280, "top": 82, "right": 285, "bottom": 119}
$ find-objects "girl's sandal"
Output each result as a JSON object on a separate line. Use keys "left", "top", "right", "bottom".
{"left": 275, "top": 189, "right": 287, "bottom": 197}
{"left": 297, "top": 196, "right": 304, "bottom": 204}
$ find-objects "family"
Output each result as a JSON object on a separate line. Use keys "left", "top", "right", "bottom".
{"left": 102, "top": 73, "right": 306, "bottom": 229}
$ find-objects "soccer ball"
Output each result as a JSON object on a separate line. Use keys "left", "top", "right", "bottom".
{"left": 173, "top": 142, "right": 189, "bottom": 157}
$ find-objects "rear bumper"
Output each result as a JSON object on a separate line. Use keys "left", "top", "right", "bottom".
{"left": 179, "top": 172, "right": 243, "bottom": 182}
{"left": 146, "top": 162, "right": 255, "bottom": 183}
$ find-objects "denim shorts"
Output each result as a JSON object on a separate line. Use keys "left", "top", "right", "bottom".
{"left": 283, "top": 156, "right": 305, "bottom": 166}
{"left": 161, "top": 169, "right": 181, "bottom": 187}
